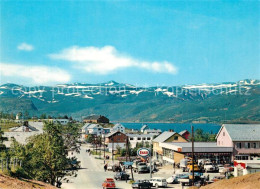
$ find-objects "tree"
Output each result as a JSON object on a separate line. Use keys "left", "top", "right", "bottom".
{"left": 0, "top": 127, "right": 7, "bottom": 151}
{"left": 40, "top": 113, "right": 47, "bottom": 119}
{"left": 10, "top": 122, "right": 79, "bottom": 187}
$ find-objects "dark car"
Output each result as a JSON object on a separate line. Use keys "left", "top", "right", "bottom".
{"left": 114, "top": 172, "right": 130, "bottom": 180}
{"left": 132, "top": 180, "right": 152, "bottom": 189}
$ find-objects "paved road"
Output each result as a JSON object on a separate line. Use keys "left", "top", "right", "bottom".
{"left": 62, "top": 145, "right": 131, "bottom": 189}
{"left": 62, "top": 145, "right": 197, "bottom": 189}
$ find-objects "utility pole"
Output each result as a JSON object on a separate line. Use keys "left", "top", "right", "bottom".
{"left": 127, "top": 137, "right": 134, "bottom": 181}
{"left": 103, "top": 132, "right": 106, "bottom": 164}
{"left": 191, "top": 125, "right": 195, "bottom": 186}
{"left": 112, "top": 138, "right": 114, "bottom": 164}
{"left": 150, "top": 142, "right": 152, "bottom": 179}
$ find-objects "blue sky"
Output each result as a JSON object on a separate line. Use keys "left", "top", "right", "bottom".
{"left": 0, "top": 1, "right": 259, "bottom": 86}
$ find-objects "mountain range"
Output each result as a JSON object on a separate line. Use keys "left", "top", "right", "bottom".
{"left": 0, "top": 79, "right": 259, "bottom": 123}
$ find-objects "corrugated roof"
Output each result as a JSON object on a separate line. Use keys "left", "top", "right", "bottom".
{"left": 160, "top": 142, "right": 233, "bottom": 153}
{"left": 223, "top": 124, "right": 260, "bottom": 141}
{"left": 153, "top": 131, "right": 176, "bottom": 142}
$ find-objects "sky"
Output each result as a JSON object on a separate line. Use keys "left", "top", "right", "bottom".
{"left": 0, "top": 0, "right": 259, "bottom": 86}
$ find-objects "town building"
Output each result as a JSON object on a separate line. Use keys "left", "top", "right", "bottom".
{"left": 153, "top": 131, "right": 188, "bottom": 164}
{"left": 105, "top": 131, "right": 127, "bottom": 152}
{"left": 83, "top": 115, "right": 109, "bottom": 123}
{"left": 49, "top": 119, "right": 69, "bottom": 125}
{"left": 112, "top": 123, "right": 125, "bottom": 133}
{"left": 216, "top": 124, "right": 260, "bottom": 160}
{"left": 127, "top": 134, "right": 157, "bottom": 148}
{"left": 179, "top": 130, "right": 190, "bottom": 140}
{"left": 159, "top": 142, "right": 233, "bottom": 164}
{"left": 87, "top": 124, "right": 104, "bottom": 136}
{"left": 144, "top": 129, "right": 162, "bottom": 135}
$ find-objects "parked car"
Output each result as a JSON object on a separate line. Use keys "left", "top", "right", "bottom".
{"left": 149, "top": 177, "right": 167, "bottom": 188}
{"left": 217, "top": 164, "right": 225, "bottom": 173}
{"left": 166, "top": 173, "right": 189, "bottom": 184}
{"left": 114, "top": 172, "right": 130, "bottom": 180}
{"left": 133, "top": 162, "right": 150, "bottom": 173}
{"left": 107, "top": 164, "right": 113, "bottom": 171}
{"left": 102, "top": 178, "right": 116, "bottom": 189}
{"left": 132, "top": 180, "right": 152, "bottom": 189}
{"left": 204, "top": 162, "right": 217, "bottom": 172}
{"left": 224, "top": 164, "right": 234, "bottom": 172}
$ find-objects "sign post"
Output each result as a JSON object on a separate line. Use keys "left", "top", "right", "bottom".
{"left": 137, "top": 147, "right": 152, "bottom": 179}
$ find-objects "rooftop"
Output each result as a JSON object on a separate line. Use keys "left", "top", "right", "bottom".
{"left": 218, "top": 124, "right": 260, "bottom": 141}
{"left": 153, "top": 131, "right": 176, "bottom": 143}
{"left": 160, "top": 142, "right": 233, "bottom": 153}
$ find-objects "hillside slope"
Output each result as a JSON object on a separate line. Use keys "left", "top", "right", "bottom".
{"left": 0, "top": 174, "right": 56, "bottom": 189}
{"left": 200, "top": 172, "right": 260, "bottom": 189}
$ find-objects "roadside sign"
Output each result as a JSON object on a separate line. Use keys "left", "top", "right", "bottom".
{"left": 137, "top": 148, "right": 150, "bottom": 158}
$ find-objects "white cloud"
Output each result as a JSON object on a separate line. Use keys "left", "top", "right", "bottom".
{"left": 49, "top": 46, "right": 178, "bottom": 74}
{"left": 0, "top": 63, "right": 71, "bottom": 84}
{"left": 17, "top": 43, "right": 34, "bottom": 51}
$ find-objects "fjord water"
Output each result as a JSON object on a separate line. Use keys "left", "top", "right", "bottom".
{"left": 120, "top": 123, "right": 221, "bottom": 134}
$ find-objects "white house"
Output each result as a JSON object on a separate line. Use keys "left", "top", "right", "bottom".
{"left": 51, "top": 119, "right": 69, "bottom": 125}
{"left": 144, "top": 129, "right": 162, "bottom": 135}
{"left": 112, "top": 123, "right": 125, "bottom": 133}
{"left": 127, "top": 134, "right": 156, "bottom": 148}
{"left": 87, "top": 124, "right": 104, "bottom": 136}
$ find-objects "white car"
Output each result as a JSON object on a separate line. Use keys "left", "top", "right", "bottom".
{"left": 107, "top": 164, "right": 113, "bottom": 171}
{"left": 204, "top": 162, "right": 216, "bottom": 172}
{"left": 166, "top": 173, "right": 188, "bottom": 184}
{"left": 150, "top": 177, "right": 167, "bottom": 188}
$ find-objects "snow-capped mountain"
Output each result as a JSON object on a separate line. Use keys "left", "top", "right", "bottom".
{"left": 0, "top": 79, "right": 259, "bottom": 123}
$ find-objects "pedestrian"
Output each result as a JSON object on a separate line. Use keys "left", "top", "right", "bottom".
{"left": 104, "top": 164, "right": 108, "bottom": 172}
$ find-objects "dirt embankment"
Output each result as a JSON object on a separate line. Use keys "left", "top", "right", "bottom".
{"left": 199, "top": 172, "right": 260, "bottom": 189}
{"left": 0, "top": 174, "right": 57, "bottom": 189}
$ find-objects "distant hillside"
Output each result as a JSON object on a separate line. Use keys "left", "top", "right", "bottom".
{"left": 0, "top": 79, "right": 259, "bottom": 123}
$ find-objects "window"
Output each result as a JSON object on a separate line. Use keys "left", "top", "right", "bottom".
{"left": 137, "top": 137, "right": 141, "bottom": 140}
{"left": 223, "top": 132, "right": 225, "bottom": 136}
{"left": 147, "top": 137, "right": 151, "bottom": 140}
{"left": 142, "top": 137, "right": 146, "bottom": 140}
{"left": 253, "top": 143, "right": 257, "bottom": 148}
{"left": 245, "top": 142, "right": 250, "bottom": 149}
{"left": 174, "top": 136, "right": 178, "bottom": 140}
{"left": 129, "top": 137, "right": 134, "bottom": 140}
{"left": 236, "top": 142, "right": 242, "bottom": 149}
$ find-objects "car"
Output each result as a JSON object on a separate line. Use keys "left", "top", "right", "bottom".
{"left": 150, "top": 177, "right": 167, "bottom": 188}
{"left": 217, "top": 164, "right": 226, "bottom": 173}
{"left": 102, "top": 178, "right": 116, "bottom": 189}
{"left": 132, "top": 180, "right": 152, "bottom": 189}
{"left": 107, "top": 164, "right": 113, "bottom": 171}
{"left": 224, "top": 164, "right": 234, "bottom": 172}
{"left": 114, "top": 172, "right": 130, "bottom": 180}
{"left": 204, "top": 162, "right": 217, "bottom": 172}
{"left": 166, "top": 173, "right": 189, "bottom": 184}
